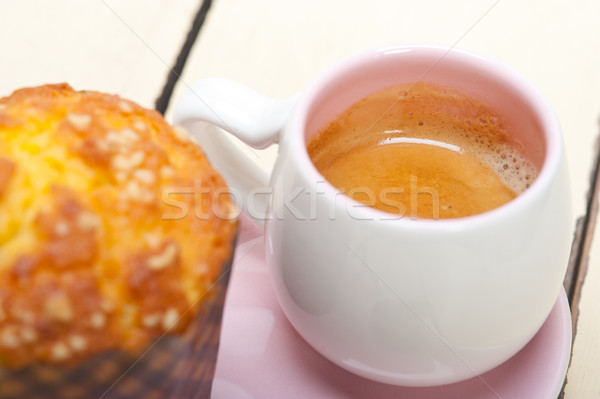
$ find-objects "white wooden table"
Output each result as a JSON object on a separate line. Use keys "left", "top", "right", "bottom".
{"left": 1, "top": 1, "right": 599, "bottom": 397}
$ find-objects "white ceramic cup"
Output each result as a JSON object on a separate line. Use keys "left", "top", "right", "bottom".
{"left": 173, "top": 44, "right": 571, "bottom": 386}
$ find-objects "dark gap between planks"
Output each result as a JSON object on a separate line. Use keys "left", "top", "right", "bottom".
{"left": 558, "top": 125, "right": 600, "bottom": 398}
{"left": 154, "top": 0, "right": 213, "bottom": 114}
{"left": 565, "top": 128, "right": 600, "bottom": 326}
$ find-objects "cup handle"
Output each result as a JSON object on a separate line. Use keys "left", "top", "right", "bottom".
{"left": 172, "top": 78, "right": 299, "bottom": 229}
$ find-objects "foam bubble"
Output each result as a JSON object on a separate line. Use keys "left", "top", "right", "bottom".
{"left": 473, "top": 140, "right": 537, "bottom": 194}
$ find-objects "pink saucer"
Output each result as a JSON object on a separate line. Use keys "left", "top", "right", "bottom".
{"left": 212, "top": 219, "right": 572, "bottom": 399}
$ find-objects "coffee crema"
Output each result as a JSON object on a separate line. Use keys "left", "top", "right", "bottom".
{"left": 307, "top": 82, "right": 537, "bottom": 219}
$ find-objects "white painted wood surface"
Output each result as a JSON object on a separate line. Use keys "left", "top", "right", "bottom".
{"left": 0, "top": 0, "right": 199, "bottom": 108}
{"left": 1, "top": 0, "right": 599, "bottom": 397}
{"left": 171, "top": 1, "right": 600, "bottom": 398}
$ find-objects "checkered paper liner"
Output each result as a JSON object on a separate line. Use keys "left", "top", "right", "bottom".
{"left": 0, "top": 253, "right": 232, "bottom": 399}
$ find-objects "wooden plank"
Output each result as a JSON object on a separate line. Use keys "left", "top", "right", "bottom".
{"left": 169, "top": 1, "right": 600, "bottom": 397}
{"left": 0, "top": 0, "right": 201, "bottom": 109}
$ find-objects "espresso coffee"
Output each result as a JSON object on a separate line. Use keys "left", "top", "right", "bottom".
{"left": 307, "top": 82, "right": 537, "bottom": 219}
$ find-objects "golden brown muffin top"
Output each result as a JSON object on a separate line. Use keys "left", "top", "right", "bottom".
{"left": 0, "top": 84, "right": 237, "bottom": 368}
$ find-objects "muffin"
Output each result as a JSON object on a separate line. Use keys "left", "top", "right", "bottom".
{"left": 0, "top": 84, "right": 237, "bottom": 397}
